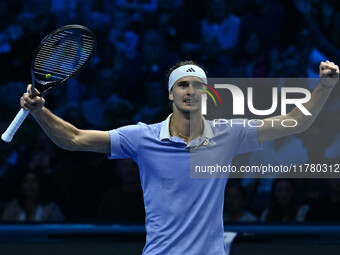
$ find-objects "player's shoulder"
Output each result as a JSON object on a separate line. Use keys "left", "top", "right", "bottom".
{"left": 136, "top": 121, "right": 163, "bottom": 137}
{"left": 111, "top": 120, "right": 163, "bottom": 136}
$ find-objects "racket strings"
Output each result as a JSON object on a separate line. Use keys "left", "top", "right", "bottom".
{"left": 33, "top": 29, "right": 95, "bottom": 83}
{"left": 35, "top": 38, "right": 91, "bottom": 69}
{"left": 34, "top": 53, "right": 88, "bottom": 76}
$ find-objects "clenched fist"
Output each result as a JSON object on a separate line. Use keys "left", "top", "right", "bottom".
{"left": 319, "top": 61, "right": 339, "bottom": 89}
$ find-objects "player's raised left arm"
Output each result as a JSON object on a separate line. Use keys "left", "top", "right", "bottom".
{"left": 257, "top": 61, "right": 339, "bottom": 142}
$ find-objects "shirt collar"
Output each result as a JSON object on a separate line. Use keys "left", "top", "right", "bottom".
{"left": 159, "top": 114, "right": 214, "bottom": 141}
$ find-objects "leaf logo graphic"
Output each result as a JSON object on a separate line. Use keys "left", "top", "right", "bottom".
{"left": 199, "top": 84, "right": 222, "bottom": 107}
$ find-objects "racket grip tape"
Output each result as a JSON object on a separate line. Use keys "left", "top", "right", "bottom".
{"left": 1, "top": 108, "right": 30, "bottom": 143}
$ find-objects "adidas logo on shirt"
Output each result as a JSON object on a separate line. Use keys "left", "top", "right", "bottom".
{"left": 186, "top": 67, "right": 195, "bottom": 72}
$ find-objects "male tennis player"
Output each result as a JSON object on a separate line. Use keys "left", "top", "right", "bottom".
{"left": 21, "top": 60, "right": 338, "bottom": 254}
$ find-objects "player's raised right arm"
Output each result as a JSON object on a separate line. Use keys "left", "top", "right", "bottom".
{"left": 22, "top": 85, "right": 110, "bottom": 153}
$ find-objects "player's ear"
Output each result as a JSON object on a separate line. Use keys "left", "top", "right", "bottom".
{"left": 169, "top": 89, "right": 173, "bottom": 101}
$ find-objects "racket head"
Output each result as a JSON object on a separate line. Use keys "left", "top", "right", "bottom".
{"left": 31, "top": 24, "right": 96, "bottom": 96}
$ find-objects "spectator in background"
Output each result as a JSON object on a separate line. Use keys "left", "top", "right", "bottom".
{"left": 200, "top": 36, "right": 232, "bottom": 77}
{"left": 18, "top": 0, "right": 57, "bottom": 37}
{"left": 97, "top": 158, "right": 145, "bottom": 223}
{"left": 242, "top": 134, "right": 308, "bottom": 213}
{"left": 240, "top": 0, "right": 287, "bottom": 51}
{"left": 140, "top": 29, "right": 179, "bottom": 81}
{"left": 27, "top": 133, "right": 58, "bottom": 175}
{"left": 49, "top": 0, "right": 78, "bottom": 26}
{"left": 295, "top": 0, "right": 340, "bottom": 64}
{"left": 102, "top": 93, "right": 134, "bottom": 129}
{"left": 236, "top": 31, "right": 269, "bottom": 77}
{"left": 201, "top": 0, "right": 241, "bottom": 54}
{"left": 115, "top": 29, "right": 179, "bottom": 105}
{"left": 299, "top": 123, "right": 336, "bottom": 165}
{"left": 271, "top": 48, "right": 307, "bottom": 78}
{"left": 142, "top": 0, "right": 201, "bottom": 59}
{"left": 261, "top": 178, "right": 309, "bottom": 222}
{"left": 307, "top": 179, "right": 340, "bottom": 222}
{"left": 80, "top": 68, "right": 119, "bottom": 128}
{"left": 0, "top": 81, "right": 26, "bottom": 114}
{"left": 312, "top": 0, "right": 336, "bottom": 43}
{"left": 116, "top": 0, "right": 157, "bottom": 18}
{"left": 143, "top": 0, "right": 184, "bottom": 52}
{"left": 224, "top": 182, "right": 258, "bottom": 222}
{"left": 61, "top": 102, "right": 89, "bottom": 129}
{"left": 67, "top": 152, "right": 117, "bottom": 220}
{"left": 108, "top": 7, "right": 139, "bottom": 75}
{"left": 133, "top": 79, "right": 168, "bottom": 124}
{"left": 0, "top": 13, "right": 25, "bottom": 84}
{"left": 2, "top": 169, "right": 65, "bottom": 222}
{"left": 292, "top": 27, "right": 328, "bottom": 81}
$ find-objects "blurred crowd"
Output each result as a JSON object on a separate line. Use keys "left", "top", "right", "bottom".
{"left": 0, "top": 0, "right": 339, "bottom": 223}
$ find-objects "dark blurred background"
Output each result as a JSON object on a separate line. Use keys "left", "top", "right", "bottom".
{"left": 0, "top": 0, "right": 339, "bottom": 225}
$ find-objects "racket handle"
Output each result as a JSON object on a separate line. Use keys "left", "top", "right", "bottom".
{"left": 1, "top": 108, "right": 30, "bottom": 143}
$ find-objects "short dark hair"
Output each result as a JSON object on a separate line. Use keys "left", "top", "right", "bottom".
{"left": 226, "top": 182, "right": 247, "bottom": 200}
{"left": 16, "top": 168, "right": 48, "bottom": 207}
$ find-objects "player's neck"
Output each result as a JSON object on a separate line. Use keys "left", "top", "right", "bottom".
{"left": 171, "top": 111, "right": 203, "bottom": 143}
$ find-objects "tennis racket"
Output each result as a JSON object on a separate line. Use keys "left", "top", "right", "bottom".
{"left": 1, "top": 24, "right": 96, "bottom": 143}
